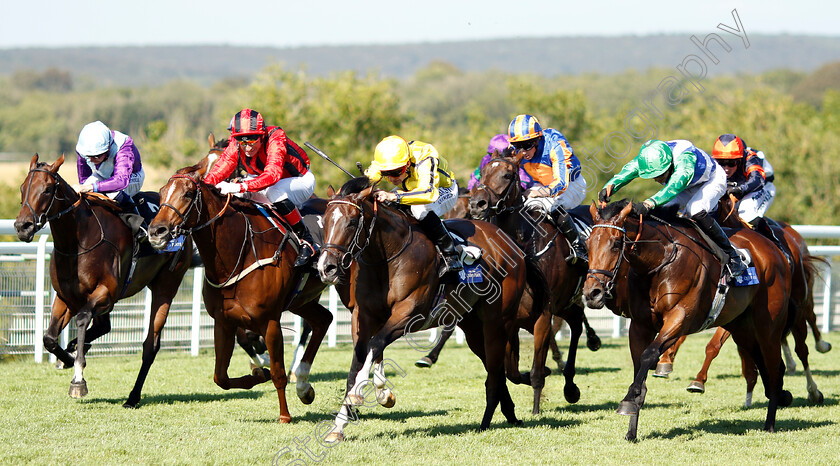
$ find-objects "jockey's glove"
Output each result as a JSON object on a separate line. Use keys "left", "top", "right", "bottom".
{"left": 216, "top": 181, "right": 244, "bottom": 195}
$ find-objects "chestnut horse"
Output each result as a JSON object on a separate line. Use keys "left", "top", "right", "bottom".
{"left": 13, "top": 154, "right": 193, "bottom": 407}
{"left": 584, "top": 200, "right": 793, "bottom": 440}
{"left": 469, "top": 152, "right": 599, "bottom": 413}
{"left": 318, "top": 177, "right": 543, "bottom": 442}
{"left": 654, "top": 196, "right": 829, "bottom": 405}
{"left": 147, "top": 156, "right": 333, "bottom": 423}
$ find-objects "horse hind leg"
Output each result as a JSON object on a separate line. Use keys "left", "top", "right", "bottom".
{"left": 687, "top": 327, "right": 730, "bottom": 394}
{"left": 290, "top": 301, "right": 333, "bottom": 405}
{"left": 790, "top": 315, "right": 824, "bottom": 404}
{"left": 373, "top": 358, "right": 399, "bottom": 408}
{"left": 124, "top": 292, "right": 174, "bottom": 408}
{"left": 528, "top": 311, "right": 553, "bottom": 414}
{"left": 654, "top": 335, "right": 686, "bottom": 378}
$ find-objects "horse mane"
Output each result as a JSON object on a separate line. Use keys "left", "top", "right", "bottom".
{"left": 457, "top": 186, "right": 470, "bottom": 196}
{"left": 599, "top": 199, "right": 631, "bottom": 219}
{"left": 339, "top": 176, "right": 372, "bottom": 195}
{"left": 214, "top": 138, "right": 229, "bottom": 150}
{"left": 598, "top": 199, "right": 686, "bottom": 225}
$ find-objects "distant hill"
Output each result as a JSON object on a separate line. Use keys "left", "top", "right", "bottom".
{"left": 1, "top": 34, "right": 839, "bottom": 86}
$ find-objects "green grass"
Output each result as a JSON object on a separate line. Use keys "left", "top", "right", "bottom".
{"left": 1, "top": 332, "right": 839, "bottom": 465}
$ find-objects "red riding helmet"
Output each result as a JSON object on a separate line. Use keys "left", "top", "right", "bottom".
{"left": 228, "top": 109, "right": 267, "bottom": 138}
{"left": 712, "top": 134, "right": 747, "bottom": 160}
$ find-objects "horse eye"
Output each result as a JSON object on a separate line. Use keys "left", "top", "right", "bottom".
{"left": 184, "top": 190, "right": 196, "bottom": 200}
{"left": 611, "top": 239, "right": 622, "bottom": 251}
{"left": 43, "top": 186, "right": 54, "bottom": 195}
{"left": 503, "top": 173, "right": 513, "bottom": 181}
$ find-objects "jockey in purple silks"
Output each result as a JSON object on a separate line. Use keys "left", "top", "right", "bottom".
{"left": 467, "top": 134, "right": 532, "bottom": 191}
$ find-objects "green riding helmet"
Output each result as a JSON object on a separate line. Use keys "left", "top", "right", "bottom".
{"left": 637, "top": 140, "right": 673, "bottom": 179}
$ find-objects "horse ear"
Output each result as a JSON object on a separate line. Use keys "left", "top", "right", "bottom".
{"left": 326, "top": 184, "right": 336, "bottom": 198}
{"left": 359, "top": 186, "right": 374, "bottom": 200}
{"left": 208, "top": 133, "right": 216, "bottom": 149}
{"left": 512, "top": 150, "right": 527, "bottom": 164}
{"left": 29, "top": 153, "right": 39, "bottom": 170}
{"left": 618, "top": 201, "right": 633, "bottom": 221}
{"left": 53, "top": 153, "right": 65, "bottom": 171}
{"left": 590, "top": 201, "right": 599, "bottom": 221}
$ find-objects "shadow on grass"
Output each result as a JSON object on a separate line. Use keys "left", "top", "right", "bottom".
{"left": 394, "top": 413, "right": 583, "bottom": 438}
{"left": 644, "top": 417, "right": 836, "bottom": 439}
{"left": 241, "top": 407, "right": 449, "bottom": 424}
{"left": 309, "top": 370, "right": 353, "bottom": 383}
{"left": 84, "top": 390, "right": 264, "bottom": 406}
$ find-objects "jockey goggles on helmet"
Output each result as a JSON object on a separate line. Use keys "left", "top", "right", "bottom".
{"left": 380, "top": 165, "right": 407, "bottom": 178}
{"left": 235, "top": 134, "right": 261, "bottom": 145}
{"left": 511, "top": 139, "right": 538, "bottom": 152}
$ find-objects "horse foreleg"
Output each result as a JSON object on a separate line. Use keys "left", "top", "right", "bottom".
{"left": 44, "top": 297, "right": 75, "bottom": 369}
{"left": 265, "top": 320, "right": 291, "bottom": 423}
{"left": 290, "top": 300, "right": 332, "bottom": 404}
{"left": 560, "top": 306, "right": 584, "bottom": 405}
{"left": 654, "top": 334, "right": 687, "bottom": 378}
{"left": 528, "top": 311, "right": 552, "bottom": 414}
{"left": 503, "top": 331, "right": 526, "bottom": 385}
{"left": 326, "top": 310, "right": 373, "bottom": 444}
{"left": 61, "top": 314, "right": 111, "bottom": 368}
{"left": 124, "top": 296, "right": 172, "bottom": 408}
{"left": 288, "top": 322, "right": 312, "bottom": 381}
{"left": 620, "top": 321, "right": 659, "bottom": 441}
{"left": 212, "top": 318, "right": 268, "bottom": 391}
{"left": 549, "top": 316, "right": 565, "bottom": 372}
{"left": 802, "top": 296, "right": 831, "bottom": 353}
{"left": 686, "top": 327, "right": 730, "bottom": 394}
{"left": 415, "top": 326, "right": 454, "bottom": 368}
{"left": 69, "top": 309, "right": 93, "bottom": 398}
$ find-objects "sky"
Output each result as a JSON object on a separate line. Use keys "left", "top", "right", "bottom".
{"left": 2, "top": 0, "right": 838, "bottom": 49}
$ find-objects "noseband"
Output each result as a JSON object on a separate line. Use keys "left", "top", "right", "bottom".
{"left": 159, "top": 174, "right": 231, "bottom": 236}
{"left": 322, "top": 200, "right": 375, "bottom": 269}
{"left": 21, "top": 167, "right": 82, "bottom": 232}
{"left": 586, "top": 224, "right": 628, "bottom": 300}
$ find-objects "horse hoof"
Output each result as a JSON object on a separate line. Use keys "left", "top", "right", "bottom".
{"left": 415, "top": 357, "right": 434, "bottom": 368}
{"left": 780, "top": 390, "right": 793, "bottom": 407}
{"left": 616, "top": 401, "right": 638, "bottom": 416}
{"left": 653, "top": 363, "right": 672, "bottom": 378}
{"left": 55, "top": 360, "right": 71, "bottom": 370}
{"left": 324, "top": 432, "right": 344, "bottom": 444}
{"left": 252, "top": 367, "right": 271, "bottom": 382}
{"left": 69, "top": 380, "right": 88, "bottom": 398}
{"left": 122, "top": 401, "right": 139, "bottom": 409}
{"left": 686, "top": 381, "right": 706, "bottom": 394}
{"left": 377, "top": 389, "right": 396, "bottom": 408}
{"left": 508, "top": 418, "right": 523, "bottom": 426}
{"left": 298, "top": 385, "right": 315, "bottom": 405}
{"left": 564, "top": 384, "right": 581, "bottom": 404}
{"left": 808, "top": 390, "right": 824, "bottom": 405}
{"left": 278, "top": 415, "right": 292, "bottom": 424}
{"left": 288, "top": 372, "right": 298, "bottom": 383}
{"left": 587, "top": 336, "right": 602, "bottom": 352}
{"left": 816, "top": 340, "right": 832, "bottom": 353}
{"left": 346, "top": 394, "right": 364, "bottom": 406}
{"left": 543, "top": 366, "right": 552, "bottom": 377}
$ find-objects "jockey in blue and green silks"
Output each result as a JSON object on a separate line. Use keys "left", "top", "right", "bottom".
{"left": 600, "top": 139, "right": 747, "bottom": 279}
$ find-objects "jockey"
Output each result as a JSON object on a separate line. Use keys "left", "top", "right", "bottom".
{"left": 467, "top": 134, "right": 531, "bottom": 191}
{"left": 712, "top": 134, "right": 786, "bottom": 256}
{"left": 73, "top": 121, "right": 147, "bottom": 239}
{"left": 600, "top": 139, "right": 747, "bottom": 278}
{"left": 365, "top": 135, "right": 463, "bottom": 277}
{"left": 508, "top": 114, "right": 588, "bottom": 264}
{"left": 203, "top": 108, "right": 316, "bottom": 268}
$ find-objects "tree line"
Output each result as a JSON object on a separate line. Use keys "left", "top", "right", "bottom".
{"left": 1, "top": 61, "right": 839, "bottom": 225}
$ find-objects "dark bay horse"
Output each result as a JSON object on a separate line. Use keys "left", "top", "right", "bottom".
{"left": 147, "top": 156, "right": 333, "bottom": 423}
{"left": 469, "top": 151, "right": 599, "bottom": 413}
{"left": 13, "top": 154, "right": 193, "bottom": 407}
{"left": 655, "top": 196, "right": 829, "bottom": 405}
{"left": 317, "top": 177, "right": 542, "bottom": 442}
{"left": 584, "top": 200, "right": 793, "bottom": 440}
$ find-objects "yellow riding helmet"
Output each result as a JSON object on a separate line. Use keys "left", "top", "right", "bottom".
{"left": 372, "top": 136, "right": 410, "bottom": 171}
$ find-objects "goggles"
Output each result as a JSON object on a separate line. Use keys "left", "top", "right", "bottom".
{"left": 380, "top": 166, "right": 407, "bottom": 178}
{"left": 235, "top": 135, "right": 261, "bottom": 145}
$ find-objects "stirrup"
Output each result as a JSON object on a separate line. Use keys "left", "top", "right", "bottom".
{"left": 439, "top": 255, "right": 463, "bottom": 277}
{"left": 294, "top": 241, "right": 315, "bottom": 268}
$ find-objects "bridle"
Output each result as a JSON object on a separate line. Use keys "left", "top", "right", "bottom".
{"left": 158, "top": 174, "right": 231, "bottom": 237}
{"left": 21, "top": 167, "right": 83, "bottom": 233}
{"left": 586, "top": 224, "right": 629, "bottom": 300}
{"left": 322, "top": 198, "right": 412, "bottom": 269}
{"left": 474, "top": 157, "right": 522, "bottom": 216}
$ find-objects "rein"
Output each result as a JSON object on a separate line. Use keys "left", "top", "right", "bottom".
{"left": 474, "top": 157, "right": 522, "bottom": 215}
{"left": 323, "top": 199, "right": 413, "bottom": 267}
{"left": 159, "top": 174, "right": 232, "bottom": 236}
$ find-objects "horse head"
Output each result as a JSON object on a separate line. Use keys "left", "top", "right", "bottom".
{"left": 583, "top": 200, "right": 634, "bottom": 309}
{"left": 470, "top": 150, "right": 525, "bottom": 220}
{"left": 317, "top": 177, "right": 374, "bottom": 284}
{"left": 149, "top": 157, "right": 214, "bottom": 250}
{"left": 14, "top": 153, "right": 74, "bottom": 242}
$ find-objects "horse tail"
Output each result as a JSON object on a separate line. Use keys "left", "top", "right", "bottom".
{"left": 785, "top": 253, "right": 828, "bottom": 336}
{"left": 523, "top": 254, "right": 549, "bottom": 319}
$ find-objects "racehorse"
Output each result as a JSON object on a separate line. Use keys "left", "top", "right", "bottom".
{"left": 444, "top": 186, "right": 471, "bottom": 220}
{"left": 468, "top": 151, "right": 599, "bottom": 413}
{"left": 13, "top": 154, "right": 193, "bottom": 407}
{"left": 317, "top": 177, "right": 543, "bottom": 442}
{"left": 147, "top": 154, "right": 333, "bottom": 423}
{"left": 654, "top": 195, "right": 829, "bottom": 405}
{"left": 584, "top": 199, "right": 793, "bottom": 440}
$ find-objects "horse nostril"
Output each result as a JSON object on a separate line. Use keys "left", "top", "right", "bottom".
{"left": 477, "top": 200, "right": 487, "bottom": 208}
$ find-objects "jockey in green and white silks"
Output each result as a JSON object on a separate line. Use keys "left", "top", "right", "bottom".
{"left": 600, "top": 139, "right": 747, "bottom": 279}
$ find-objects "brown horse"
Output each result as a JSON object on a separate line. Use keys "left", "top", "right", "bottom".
{"left": 584, "top": 200, "right": 793, "bottom": 440}
{"left": 13, "top": 154, "right": 193, "bottom": 407}
{"left": 317, "top": 177, "right": 542, "bottom": 441}
{"left": 654, "top": 196, "right": 829, "bottom": 405}
{"left": 469, "top": 152, "right": 598, "bottom": 413}
{"left": 147, "top": 155, "right": 333, "bottom": 423}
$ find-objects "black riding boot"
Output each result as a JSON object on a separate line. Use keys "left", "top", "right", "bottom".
{"left": 753, "top": 217, "right": 793, "bottom": 264}
{"left": 551, "top": 206, "right": 588, "bottom": 265}
{"left": 116, "top": 192, "right": 147, "bottom": 242}
{"left": 419, "top": 214, "right": 463, "bottom": 278}
{"left": 275, "top": 199, "right": 316, "bottom": 268}
{"left": 692, "top": 210, "right": 746, "bottom": 278}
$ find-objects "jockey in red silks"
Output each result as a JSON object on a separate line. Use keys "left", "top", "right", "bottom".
{"left": 204, "top": 108, "right": 316, "bottom": 268}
